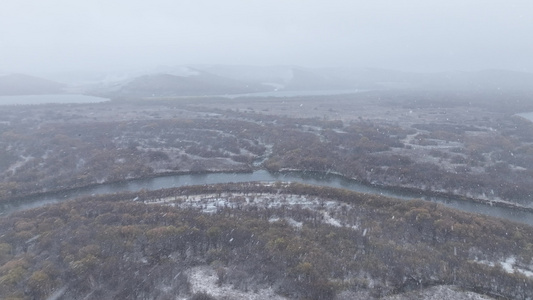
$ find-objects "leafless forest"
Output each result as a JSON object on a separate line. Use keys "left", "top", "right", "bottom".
{"left": 2, "top": 89, "right": 533, "bottom": 299}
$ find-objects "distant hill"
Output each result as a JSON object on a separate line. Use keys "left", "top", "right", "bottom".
{"left": 194, "top": 65, "right": 533, "bottom": 92}
{"left": 194, "top": 65, "right": 360, "bottom": 91}
{"left": 83, "top": 65, "right": 533, "bottom": 98}
{"left": 281, "top": 67, "right": 354, "bottom": 90}
{"left": 423, "top": 69, "right": 533, "bottom": 92}
{"left": 0, "top": 73, "right": 65, "bottom": 95}
{"left": 319, "top": 68, "right": 533, "bottom": 92}
{"left": 93, "top": 68, "right": 273, "bottom": 97}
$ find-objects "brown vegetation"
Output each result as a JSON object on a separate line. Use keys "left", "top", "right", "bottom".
{"left": 3, "top": 94, "right": 533, "bottom": 206}
{"left": 1, "top": 182, "right": 532, "bottom": 299}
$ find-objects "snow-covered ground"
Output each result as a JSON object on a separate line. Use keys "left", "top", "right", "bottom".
{"left": 184, "top": 266, "right": 287, "bottom": 300}
{"left": 381, "top": 285, "right": 495, "bottom": 300}
{"left": 147, "top": 192, "right": 357, "bottom": 229}
{"left": 184, "top": 266, "right": 495, "bottom": 300}
{"left": 476, "top": 256, "right": 533, "bottom": 278}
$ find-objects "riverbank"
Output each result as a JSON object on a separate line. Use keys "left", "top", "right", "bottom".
{"left": 3, "top": 169, "right": 533, "bottom": 226}
{"left": 0, "top": 167, "right": 254, "bottom": 204}
{"left": 367, "top": 178, "right": 533, "bottom": 213}
{"left": 278, "top": 168, "right": 533, "bottom": 214}
{"left": 7, "top": 166, "right": 530, "bottom": 216}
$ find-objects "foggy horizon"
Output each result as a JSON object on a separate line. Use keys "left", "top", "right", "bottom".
{"left": 2, "top": 0, "right": 533, "bottom": 76}
{"left": 4, "top": 3, "right": 533, "bottom": 300}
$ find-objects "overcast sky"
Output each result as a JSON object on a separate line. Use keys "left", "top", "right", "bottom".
{"left": 1, "top": 0, "right": 532, "bottom": 74}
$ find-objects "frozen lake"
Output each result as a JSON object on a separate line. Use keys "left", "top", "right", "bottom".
{"left": 516, "top": 112, "right": 533, "bottom": 122}
{"left": 0, "top": 94, "right": 109, "bottom": 106}
{"left": 222, "top": 89, "right": 366, "bottom": 98}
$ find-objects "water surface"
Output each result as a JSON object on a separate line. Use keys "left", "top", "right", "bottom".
{"left": 0, "top": 94, "right": 109, "bottom": 105}
{"left": 223, "top": 89, "right": 365, "bottom": 99}
{"left": 2, "top": 170, "right": 532, "bottom": 226}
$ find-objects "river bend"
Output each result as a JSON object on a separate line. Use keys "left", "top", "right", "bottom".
{"left": 1, "top": 170, "right": 532, "bottom": 225}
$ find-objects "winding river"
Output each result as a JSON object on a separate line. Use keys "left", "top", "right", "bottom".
{"left": 1, "top": 170, "right": 532, "bottom": 226}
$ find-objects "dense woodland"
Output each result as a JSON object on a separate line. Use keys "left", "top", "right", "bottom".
{"left": 2, "top": 93, "right": 533, "bottom": 206}
{"left": 2, "top": 91, "right": 533, "bottom": 299}
{"left": 1, "top": 182, "right": 533, "bottom": 299}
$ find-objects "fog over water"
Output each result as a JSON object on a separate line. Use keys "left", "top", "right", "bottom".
{"left": 1, "top": 0, "right": 533, "bottom": 75}
{"left": 0, "top": 94, "right": 108, "bottom": 105}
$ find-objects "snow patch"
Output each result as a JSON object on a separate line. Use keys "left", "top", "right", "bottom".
{"left": 476, "top": 256, "right": 533, "bottom": 278}
{"left": 269, "top": 217, "right": 303, "bottom": 228}
{"left": 146, "top": 192, "right": 358, "bottom": 229}
{"left": 382, "top": 285, "right": 495, "bottom": 300}
{"left": 8, "top": 155, "right": 33, "bottom": 174}
{"left": 322, "top": 211, "right": 342, "bottom": 227}
{"left": 186, "top": 265, "right": 287, "bottom": 300}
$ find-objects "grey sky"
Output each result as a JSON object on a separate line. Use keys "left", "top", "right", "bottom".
{"left": 1, "top": 0, "right": 532, "bottom": 74}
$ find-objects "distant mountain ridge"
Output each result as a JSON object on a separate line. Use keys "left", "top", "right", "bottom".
{"left": 89, "top": 67, "right": 273, "bottom": 97}
{"left": 0, "top": 73, "right": 65, "bottom": 95}
{"left": 192, "top": 65, "right": 533, "bottom": 93}
{"left": 6, "top": 66, "right": 533, "bottom": 98}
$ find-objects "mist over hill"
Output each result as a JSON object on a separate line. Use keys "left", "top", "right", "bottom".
{"left": 189, "top": 65, "right": 533, "bottom": 92}
{"left": 4, "top": 65, "right": 533, "bottom": 98}
{"left": 79, "top": 66, "right": 533, "bottom": 98}
{"left": 6, "top": 65, "right": 533, "bottom": 99}
{"left": 0, "top": 74, "right": 65, "bottom": 96}
{"left": 3, "top": 67, "right": 533, "bottom": 299}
